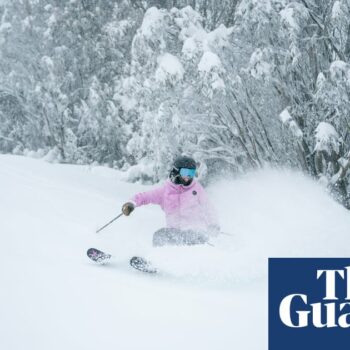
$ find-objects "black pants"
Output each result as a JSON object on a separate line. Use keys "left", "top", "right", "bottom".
{"left": 152, "top": 227, "right": 209, "bottom": 247}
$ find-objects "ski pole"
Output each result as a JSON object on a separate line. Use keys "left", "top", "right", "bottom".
{"left": 96, "top": 212, "right": 124, "bottom": 233}
{"left": 220, "top": 231, "right": 233, "bottom": 236}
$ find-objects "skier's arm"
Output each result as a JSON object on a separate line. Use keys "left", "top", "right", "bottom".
{"left": 121, "top": 186, "right": 164, "bottom": 216}
{"left": 130, "top": 185, "right": 164, "bottom": 207}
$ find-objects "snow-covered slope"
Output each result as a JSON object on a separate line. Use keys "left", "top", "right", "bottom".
{"left": 1, "top": 155, "right": 350, "bottom": 350}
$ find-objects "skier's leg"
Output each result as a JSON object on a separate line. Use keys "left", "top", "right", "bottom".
{"left": 152, "top": 228, "right": 209, "bottom": 247}
{"left": 152, "top": 228, "right": 181, "bottom": 247}
{"left": 181, "top": 230, "right": 209, "bottom": 245}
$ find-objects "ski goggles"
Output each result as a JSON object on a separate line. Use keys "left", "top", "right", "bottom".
{"left": 179, "top": 168, "right": 196, "bottom": 178}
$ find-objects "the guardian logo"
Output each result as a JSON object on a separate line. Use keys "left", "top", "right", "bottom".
{"left": 279, "top": 267, "right": 350, "bottom": 328}
{"left": 269, "top": 258, "right": 350, "bottom": 350}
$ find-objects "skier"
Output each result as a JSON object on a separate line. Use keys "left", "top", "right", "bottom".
{"left": 121, "top": 156, "right": 220, "bottom": 247}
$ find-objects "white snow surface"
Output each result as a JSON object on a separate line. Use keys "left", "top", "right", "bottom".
{"left": 1, "top": 155, "right": 350, "bottom": 350}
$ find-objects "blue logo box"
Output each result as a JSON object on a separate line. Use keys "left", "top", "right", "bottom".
{"left": 269, "top": 258, "right": 350, "bottom": 350}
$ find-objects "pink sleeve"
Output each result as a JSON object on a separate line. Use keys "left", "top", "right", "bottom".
{"left": 131, "top": 185, "right": 164, "bottom": 207}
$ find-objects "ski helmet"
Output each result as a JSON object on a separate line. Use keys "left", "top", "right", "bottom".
{"left": 169, "top": 156, "right": 197, "bottom": 186}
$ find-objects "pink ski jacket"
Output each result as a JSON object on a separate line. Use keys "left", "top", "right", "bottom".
{"left": 131, "top": 179, "right": 219, "bottom": 232}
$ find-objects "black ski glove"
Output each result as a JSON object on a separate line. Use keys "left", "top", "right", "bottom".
{"left": 122, "top": 202, "right": 135, "bottom": 216}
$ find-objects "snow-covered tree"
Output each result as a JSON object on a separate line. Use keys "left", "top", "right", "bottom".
{"left": 0, "top": 0, "right": 139, "bottom": 164}
{"left": 1, "top": 0, "right": 350, "bottom": 207}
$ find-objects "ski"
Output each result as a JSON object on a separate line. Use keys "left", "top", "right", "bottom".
{"left": 130, "top": 256, "right": 158, "bottom": 274}
{"left": 87, "top": 249, "right": 157, "bottom": 273}
{"left": 87, "top": 248, "right": 112, "bottom": 265}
